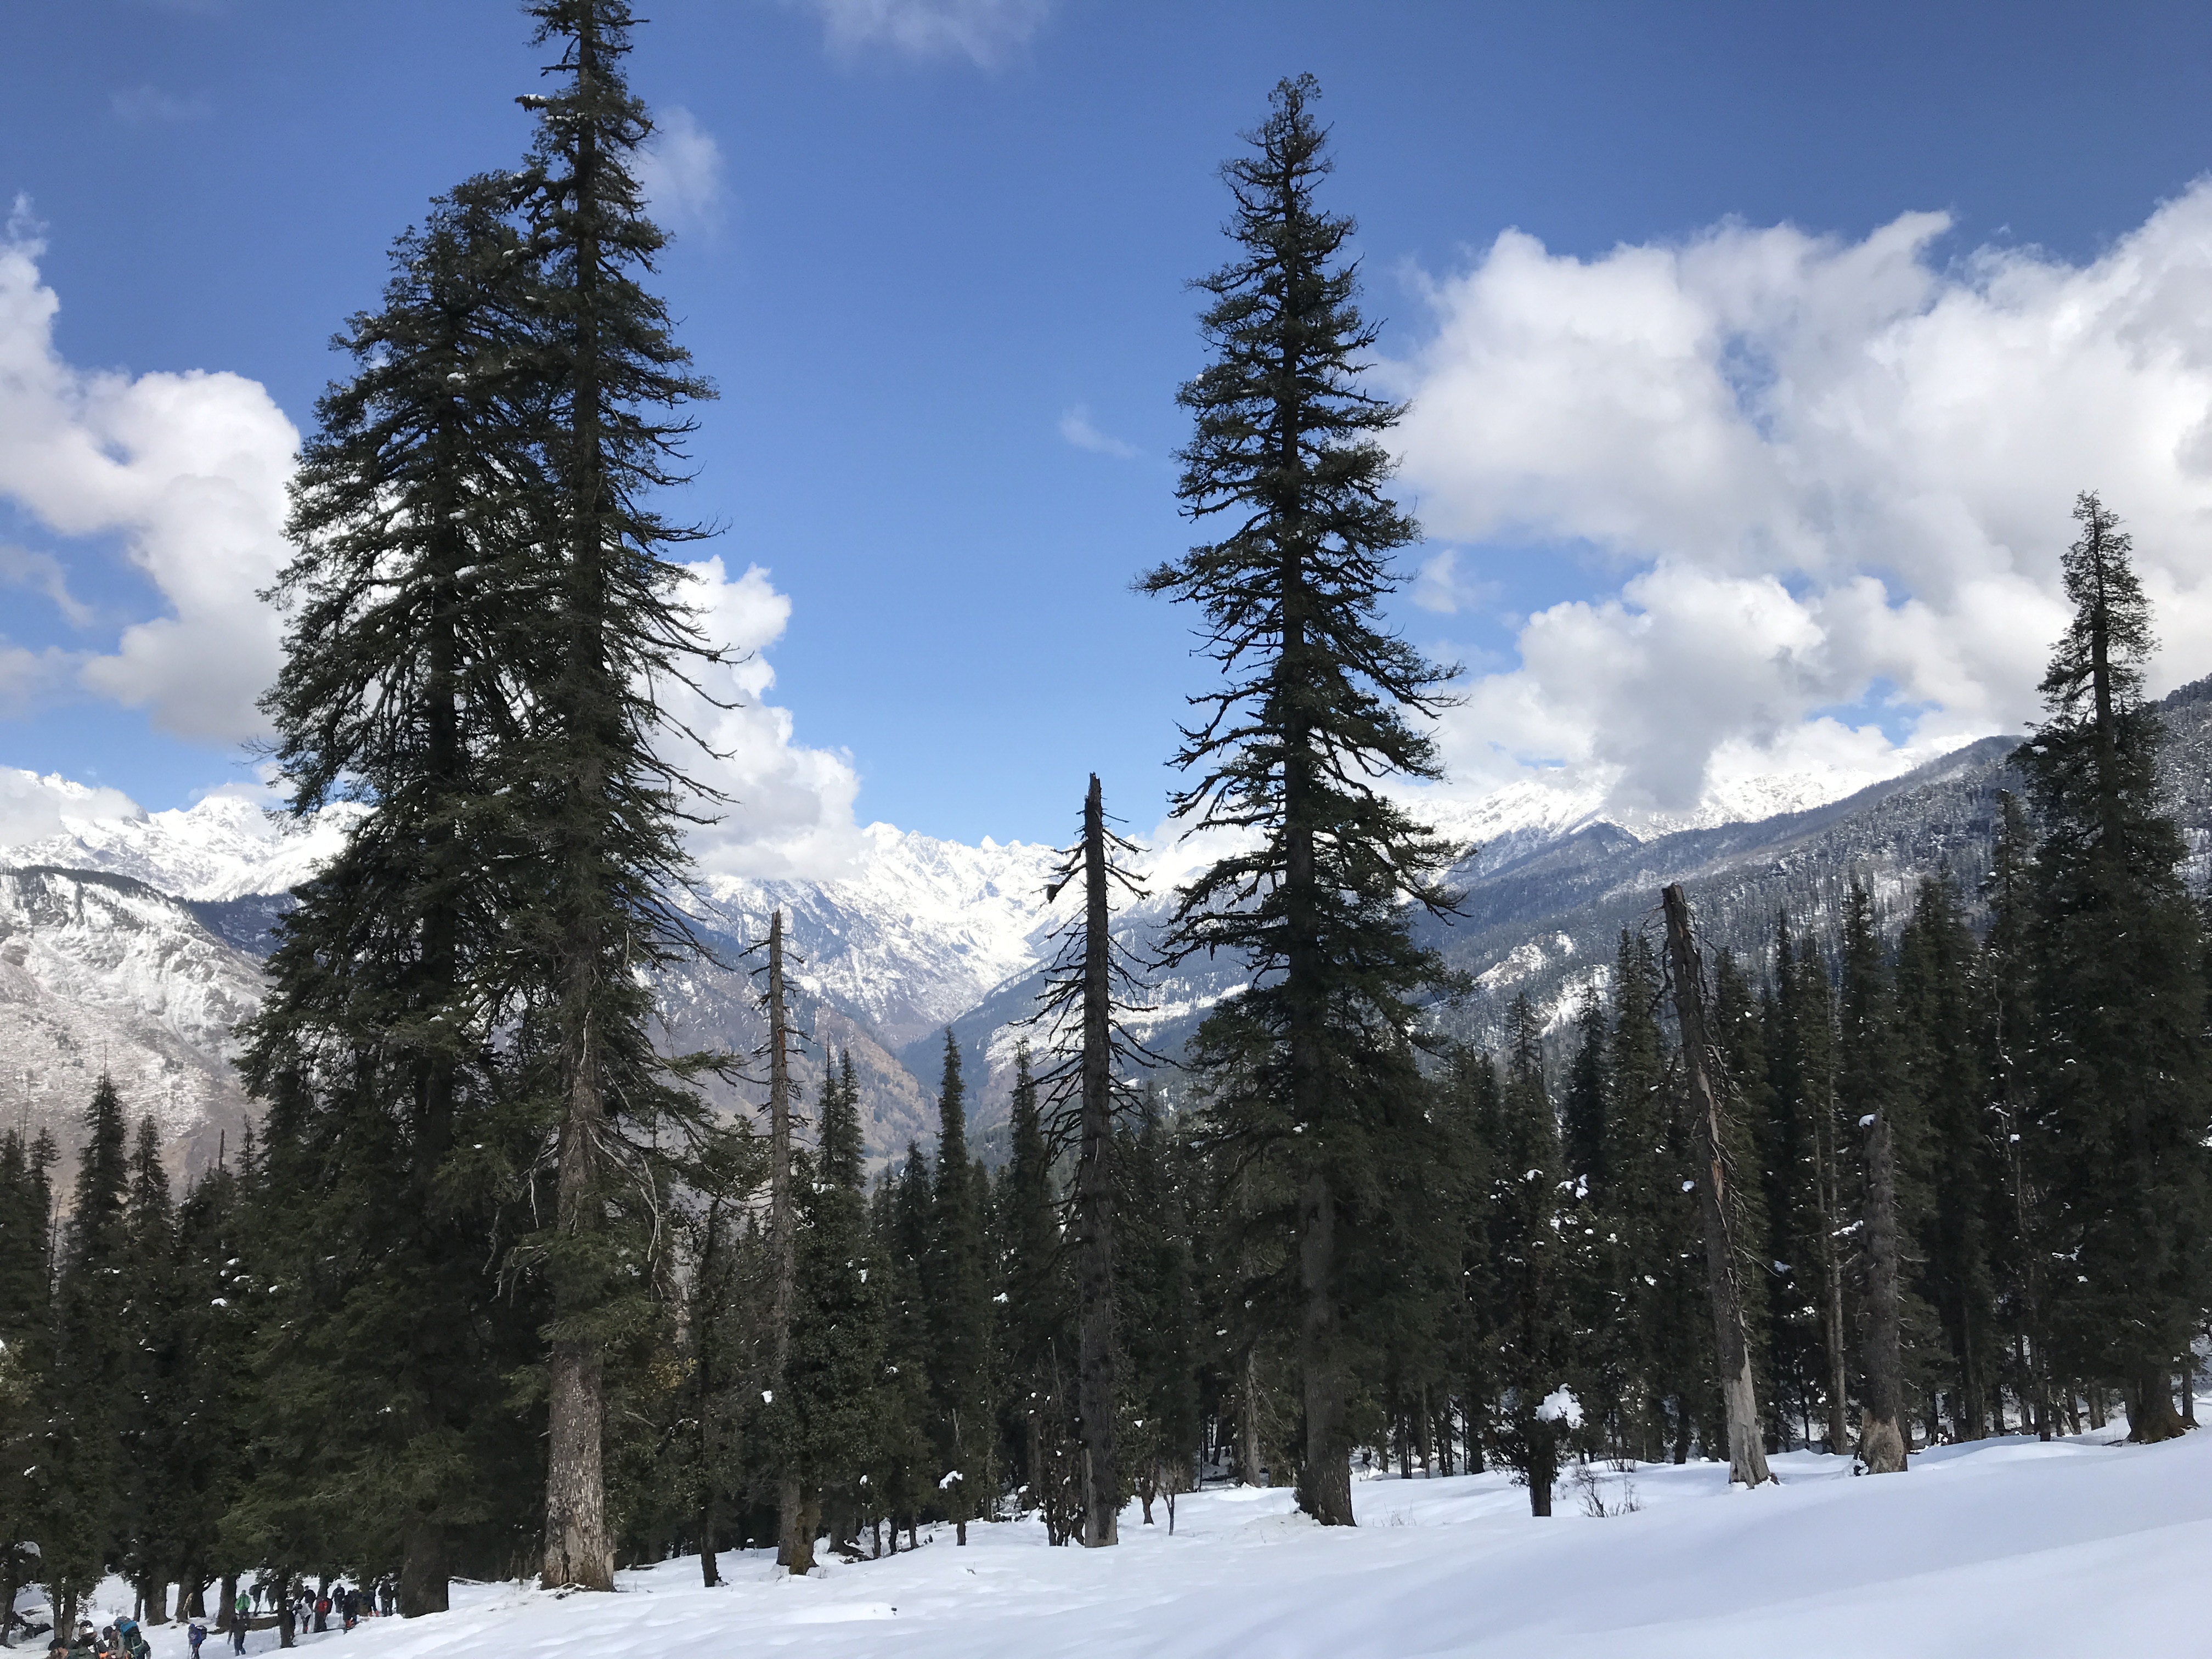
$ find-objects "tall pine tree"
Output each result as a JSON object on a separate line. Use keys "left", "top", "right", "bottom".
{"left": 513, "top": 0, "right": 728, "bottom": 1587}
{"left": 1143, "top": 72, "right": 1461, "bottom": 1528}
{"left": 2016, "top": 490, "right": 2209, "bottom": 1441}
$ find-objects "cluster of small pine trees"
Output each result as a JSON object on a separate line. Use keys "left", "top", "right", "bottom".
{"left": 0, "top": 21, "right": 2203, "bottom": 1636}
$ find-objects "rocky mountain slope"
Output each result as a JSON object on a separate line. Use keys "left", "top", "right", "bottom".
{"left": 0, "top": 867, "right": 264, "bottom": 1172}
{"left": 8, "top": 680, "right": 2206, "bottom": 1167}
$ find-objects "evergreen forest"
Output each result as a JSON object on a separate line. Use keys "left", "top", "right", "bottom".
{"left": 0, "top": 5, "right": 2204, "bottom": 1640}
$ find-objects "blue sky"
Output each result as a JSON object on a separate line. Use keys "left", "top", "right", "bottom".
{"left": 8, "top": 1, "right": 2212, "bottom": 860}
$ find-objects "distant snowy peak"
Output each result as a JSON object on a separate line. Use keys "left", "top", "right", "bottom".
{"left": 698, "top": 824, "right": 1066, "bottom": 1047}
{"left": 0, "top": 770, "right": 357, "bottom": 901}
{"left": 1415, "top": 761, "right": 1909, "bottom": 874}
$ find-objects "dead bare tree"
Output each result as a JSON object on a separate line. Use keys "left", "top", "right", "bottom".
{"left": 1028, "top": 775, "right": 1160, "bottom": 1547}
{"left": 1660, "top": 883, "right": 1776, "bottom": 1488}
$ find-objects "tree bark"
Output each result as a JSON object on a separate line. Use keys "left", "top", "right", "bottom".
{"left": 1660, "top": 884, "right": 1775, "bottom": 1488}
{"left": 1239, "top": 1347, "right": 1264, "bottom": 1484}
{"left": 1075, "top": 777, "right": 1121, "bottom": 1548}
{"left": 398, "top": 1523, "right": 449, "bottom": 1616}
{"left": 2128, "top": 1362, "right": 2187, "bottom": 1443}
{"left": 1295, "top": 1169, "right": 1353, "bottom": 1525}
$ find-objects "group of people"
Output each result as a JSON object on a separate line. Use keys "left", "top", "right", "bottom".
{"left": 47, "top": 1614, "right": 151, "bottom": 1659}
{"left": 43, "top": 1576, "right": 397, "bottom": 1659}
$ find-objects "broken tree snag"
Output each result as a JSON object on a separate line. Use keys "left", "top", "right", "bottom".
{"left": 1659, "top": 883, "right": 1776, "bottom": 1488}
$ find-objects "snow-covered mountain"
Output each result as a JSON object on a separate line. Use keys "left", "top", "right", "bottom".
{"left": 0, "top": 866, "right": 264, "bottom": 1172}
{"left": 0, "top": 733, "right": 2001, "bottom": 1165}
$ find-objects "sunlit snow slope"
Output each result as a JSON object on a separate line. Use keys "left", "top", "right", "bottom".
{"left": 73, "top": 1421, "right": 2212, "bottom": 1659}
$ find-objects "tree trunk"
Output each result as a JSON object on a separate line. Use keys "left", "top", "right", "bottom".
{"left": 1075, "top": 777, "right": 1121, "bottom": 1549}
{"left": 698, "top": 1492, "right": 720, "bottom": 1587}
{"left": 216, "top": 1576, "right": 236, "bottom": 1633}
{"left": 543, "top": 1329, "right": 611, "bottom": 1587}
{"left": 2128, "top": 1362, "right": 2187, "bottom": 1443}
{"left": 1857, "top": 1099, "right": 1909, "bottom": 1474}
{"left": 1239, "top": 1347, "right": 1264, "bottom": 1484}
{"left": 1660, "top": 884, "right": 1775, "bottom": 1488}
{"left": 780, "top": 1474, "right": 819, "bottom": 1573}
{"left": 399, "top": 1522, "right": 448, "bottom": 1616}
{"left": 1527, "top": 1421, "right": 1555, "bottom": 1516}
{"left": 1296, "top": 1169, "right": 1353, "bottom": 1525}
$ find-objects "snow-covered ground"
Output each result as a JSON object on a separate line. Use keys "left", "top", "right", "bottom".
{"left": 71, "top": 1423, "right": 2212, "bottom": 1659}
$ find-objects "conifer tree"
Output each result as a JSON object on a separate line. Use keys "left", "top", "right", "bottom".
{"left": 0, "top": 1130, "right": 53, "bottom": 1626}
{"left": 118, "top": 1118, "right": 181, "bottom": 1617}
{"left": 926, "top": 1036, "right": 995, "bottom": 1541}
{"left": 779, "top": 1054, "right": 889, "bottom": 1566}
{"left": 1491, "top": 996, "right": 1576, "bottom": 1515}
{"left": 1120, "top": 1101, "right": 1201, "bottom": 1524}
{"left": 511, "top": 0, "right": 727, "bottom": 1587}
{"left": 1760, "top": 918, "right": 1822, "bottom": 1447}
{"left": 2015, "top": 490, "right": 2209, "bottom": 1441}
{"left": 1561, "top": 984, "right": 1608, "bottom": 1187}
{"left": 1598, "top": 930, "right": 1699, "bottom": 1461}
{"left": 1439, "top": 1047, "right": 1498, "bottom": 1474}
{"left": 167, "top": 1157, "right": 255, "bottom": 1626}
{"left": 1982, "top": 793, "right": 2052, "bottom": 1437}
{"left": 47, "top": 1077, "right": 133, "bottom": 1631}
{"left": 995, "top": 1047, "right": 1079, "bottom": 1540}
{"left": 1895, "top": 878, "right": 2001, "bottom": 1440}
{"left": 872, "top": 1146, "right": 938, "bottom": 1548}
{"left": 1838, "top": 881, "right": 1910, "bottom": 1472}
{"left": 253, "top": 161, "right": 552, "bottom": 1615}
{"left": 1771, "top": 916, "right": 1851, "bottom": 1451}
{"left": 1144, "top": 72, "right": 1461, "bottom": 1528}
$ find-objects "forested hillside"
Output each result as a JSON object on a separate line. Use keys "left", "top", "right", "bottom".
{"left": 0, "top": 10, "right": 2202, "bottom": 1654}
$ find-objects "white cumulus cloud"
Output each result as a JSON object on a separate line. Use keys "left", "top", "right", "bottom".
{"left": 634, "top": 106, "right": 725, "bottom": 233}
{"left": 0, "top": 199, "right": 295, "bottom": 742}
{"left": 797, "top": 0, "right": 1054, "bottom": 67}
{"left": 0, "top": 206, "right": 865, "bottom": 879}
{"left": 659, "top": 556, "right": 867, "bottom": 881}
{"left": 1389, "top": 183, "right": 2212, "bottom": 813}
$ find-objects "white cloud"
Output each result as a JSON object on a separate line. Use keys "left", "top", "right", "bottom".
{"left": 658, "top": 557, "right": 867, "bottom": 881}
{"left": 1058, "top": 404, "right": 1138, "bottom": 459}
{"left": 0, "top": 209, "right": 866, "bottom": 879}
{"left": 0, "top": 768, "right": 144, "bottom": 847}
{"left": 797, "top": 0, "right": 1053, "bottom": 67}
{"left": 0, "top": 200, "right": 295, "bottom": 742}
{"left": 110, "top": 86, "right": 211, "bottom": 125}
{"left": 634, "top": 106, "right": 725, "bottom": 233}
{"left": 1410, "top": 548, "right": 1496, "bottom": 616}
{"left": 1389, "top": 184, "right": 2212, "bottom": 813}
{"left": 0, "top": 543, "right": 93, "bottom": 627}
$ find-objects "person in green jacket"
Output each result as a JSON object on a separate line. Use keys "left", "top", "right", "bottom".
{"left": 230, "top": 1593, "right": 251, "bottom": 1656}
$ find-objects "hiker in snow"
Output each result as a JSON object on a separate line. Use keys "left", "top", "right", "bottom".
{"left": 340, "top": 1587, "right": 357, "bottom": 1633}
{"left": 186, "top": 1615, "right": 207, "bottom": 1659}
{"left": 376, "top": 1579, "right": 393, "bottom": 1618}
{"left": 312, "top": 1591, "right": 329, "bottom": 1634}
{"left": 113, "top": 1616, "right": 148, "bottom": 1659}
